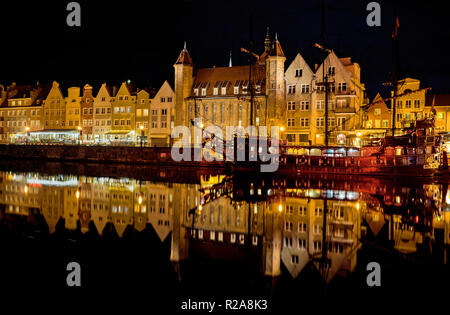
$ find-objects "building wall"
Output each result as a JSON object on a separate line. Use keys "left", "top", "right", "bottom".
{"left": 392, "top": 78, "right": 426, "bottom": 131}
{"left": 135, "top": 89, "right": 151, "bottom": 139}
{"left": 285, "top": 53, "right": 315, "bottom": 145}
{"left": 111, "top": 82, "right": 136, "bottom": 141}
{"left": 149, "top": 81, "right": 174, "bottom": 146}
{"left": 81, "top": 84, "right": 94, "bottom": 140}
{"left": 93, "top": 83, "right": 112, "bottom": 141}
{"left": 65, "top": 86, "right": 81, "bottom": 130}
{"left": 43, "top": 81, "right": 66, "bottom": 129}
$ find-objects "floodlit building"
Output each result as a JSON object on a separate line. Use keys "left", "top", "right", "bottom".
{"left": 110, "top": 82, "right": 136, "bottom": 143}
{"left": 93, "top": 83, "right": 113, "bottom": 143}
{"left": 81, "top": 84, "right": 95, "bottom": 142}
{"left": 391, "top": 78, "right": 427, "bottom": 131}
{"left": 173, "top": 30, "right": 286, "bottom": 143}
{"left": 149, "top": 80, "right": 174, "bottom": 146}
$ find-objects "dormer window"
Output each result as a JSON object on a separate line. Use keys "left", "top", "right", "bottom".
{"left": 241, "top": 80, "right": 249, "bottom": 95}
{"left": 220, "top": 81, "right": 229, "bottom": 95}
{"left": 201, "top": 88, "right": 206, "bottom": 96}
{"left": 213, "top": 87, "right": 218, "bottom": 95}
{"left": 194, "top": 88, "right": 199, "bottom": 96}
{"left": 234, "top": 80, "right": 242, "bottom": 95}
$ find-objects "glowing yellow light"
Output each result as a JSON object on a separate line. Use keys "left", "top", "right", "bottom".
{"left": 24, "top": 186, "right": 28, "bottom": 193}
{"left": 198, "top": 204, "right": 202, "bottom": 211}
{"left": 25, "top": 126, "right": 30, "bottom": 132}
{"left": 139, "top": 125, "right": 144, "bottom": 130}
{"left": 316, "top": 134, "right": 320, "bottom": 138}
{"left": 446, "top": 190, "right": 450, "bottom": 204}
{"left": 357, "top": 132, "right": 362, "bottom": 137}
{"left": 356, "top": 202, "right": 360, "bottom": 210}
{"left": 76, "top": 190, "right": 80, "bottom": 199}
{"left": 278, "top": 204, "right": 283, "bottom": 212}
{"left": 199, "top": 123, "right": 204, "bottom": 128}
{"left": 280, "top": 126, "right": 285, "bottom": 132}
{"left": 395, "top": 196, "right": 401, "bottom": 204}
{"left": 138, "top": 195, "right": 142, "bottom": 205}
{"left": 77, "top": 126, "right": 82, "bottom": 131}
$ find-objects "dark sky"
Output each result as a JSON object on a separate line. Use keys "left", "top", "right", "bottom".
{"left": 1, "top": 0, "right": 449, "bottom": 99}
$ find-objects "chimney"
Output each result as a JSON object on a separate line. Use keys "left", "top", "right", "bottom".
{"left": 315, "top": 64, "right": 318, "bottom": 71}
{"left": 112, "top": 86, "right": 118, "bottom": 96}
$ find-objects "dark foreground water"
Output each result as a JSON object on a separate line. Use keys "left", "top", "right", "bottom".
{"left": 0, "top": 161, "right": 449, "bottom": 313}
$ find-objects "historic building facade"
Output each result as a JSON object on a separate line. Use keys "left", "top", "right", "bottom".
{"left": 173, "top": 33, "right": 286, "bottom": 145}
{"left": 110, "top": 82, "right": 136, "bottom": 143}
{"left": 93, "top": 83, "right": 113, "bottom": 142}
{"left": 65, "top": 86, "right": 81, "bottom": 130}
{"left": 44, "top": 81, "right": 66, "bottom": 129}
{"left": 81, "top": 84, "right": 94, "bottom": 141}
{"left": 149, "top": 80, "right": 174, "bottom": 146}
{"left": 391, "top": 78, "right": 427, "bottom": 131}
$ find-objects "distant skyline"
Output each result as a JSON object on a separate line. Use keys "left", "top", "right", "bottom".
{"left": 1, "top": 0, "right": 449, "bottom": 100}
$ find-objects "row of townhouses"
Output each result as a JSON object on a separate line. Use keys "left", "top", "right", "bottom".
{"left": 2, "top": 30, "right": 450, "bottom": 147}
{"left": 0, "top": 80, "right": 175, "bottom": 146}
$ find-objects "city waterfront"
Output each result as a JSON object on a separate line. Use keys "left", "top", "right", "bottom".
{"left": 1, "top": 162, "right": 449, "bottom": 312}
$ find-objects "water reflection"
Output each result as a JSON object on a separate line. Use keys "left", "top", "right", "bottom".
{"left": 1, "top": 170, "right": 449, "bottom": 284}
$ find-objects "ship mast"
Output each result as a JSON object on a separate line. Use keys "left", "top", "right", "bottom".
{"left": 391, "top": 10, "right": 400, "bottom": 136}
{"left": 322, "top": 1, "right": 329, "bottom": 147}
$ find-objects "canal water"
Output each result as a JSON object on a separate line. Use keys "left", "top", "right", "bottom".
{"left": 0, "top": 161, "right": 449, "bottom": 313}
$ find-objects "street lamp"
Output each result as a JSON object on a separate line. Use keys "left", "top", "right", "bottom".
{"left": 77, "top": 126, "right": 82, "bottom": 145}
{"left": 139, "top": 125, "right": 144, "bottom": 148}
{"left": 25, "top": 126, "right": 30, "bottom": 144}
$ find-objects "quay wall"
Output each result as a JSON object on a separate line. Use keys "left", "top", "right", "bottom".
{"left": 0, "top": 144, "right": 225, "bottom": 168}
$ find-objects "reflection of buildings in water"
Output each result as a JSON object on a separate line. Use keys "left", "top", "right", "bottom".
{"left": 1, "top": 171, "right": 449, "bottom": 275}
{"left": 1, "top": 173, "right": 40, "bottom": 217}
{"left": 79, "top": 178, "right": 92, "bottom": 233}
{"left": 63, "top": 185, "right": 79, "bottom": 231}
{"left": 282, "top": 196, "right": 361, "bottom": 282}
{"left": 391, "top": 214, "right": 423, "bottom": 254}
{"left": 146, "top": 183, "right": 173, "bottom": 240}
{"left": 110, "top": 181, "right": 134, "bottom": 237}
{"left": 0, "top": 172, "right": 177, "bottom": 238}
{"left": 91, "top": 179, "right": 111, "bottom": 235}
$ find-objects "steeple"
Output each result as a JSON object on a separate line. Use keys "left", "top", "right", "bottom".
{"left": 269, "top": 32, "right": 285, "bottom": 57}
{"left": 174, "top": 42, "right": 194, "bottom": 66}
{"left": 229, "top": 51, "right": 232, "bottom": 67}
{"left": 264, "top": 27, "right": 271, "bottom": 52}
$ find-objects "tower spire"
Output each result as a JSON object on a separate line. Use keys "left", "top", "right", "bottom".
{"left": 229, "top": 51, "right": 232, "bottom": 67}
{"left": 174, "top": 41, "right": 194, "bottom": 66}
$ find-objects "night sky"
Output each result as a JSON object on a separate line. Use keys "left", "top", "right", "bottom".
{"left": 1, "top": 0, "right": 449, "bottom": 99}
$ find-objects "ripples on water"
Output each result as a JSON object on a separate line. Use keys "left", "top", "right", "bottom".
{"left": 0, "top": 163, "right": 449, "bottom": 312}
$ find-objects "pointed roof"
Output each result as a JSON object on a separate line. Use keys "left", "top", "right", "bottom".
{"left": 269, "top": 33, "right": 285, "bottom": 57}
{"left": 175, "top": 42, "right": 194, "bottom": 66}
